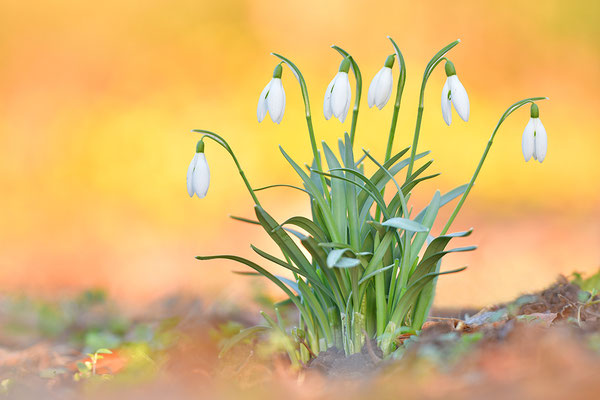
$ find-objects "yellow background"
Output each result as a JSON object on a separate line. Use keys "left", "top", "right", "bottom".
{"left": 1, "top": 0, "right": 599, "bottom": 307}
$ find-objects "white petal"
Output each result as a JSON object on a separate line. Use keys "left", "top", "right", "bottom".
{"left": 331, "top": 72, "right": 350, "bottom": 120}
{"left": 441, "top": 78, "right": 452, "bottom": 126}
{"left": 367, "top": 68, "right": 383, "bottom": 108}
{"left": 340, "top": 81, "right": 351, "bottom": 123}
{"left": 375, "top": 67, "right": 393, "bottom": 109}
{"left": 192, "top": 153, "right": 210, "bottom": 198}
{"left": 449, "top": 75, "right": 469, "bottom": 122}
{"left": 267, "top": 78, "right": 285, "bottom": 124}
{"left": 186, "top": 153, "right": 198, "bottom": 197}
{"left": 533, "top": 118, "right": 547, "bottom": 162}
{"left": 521, "top": 118, "right": 535, "bottom": 162}
{"left": 257, "top": 81, "right": 271, "bottom": 122}
{"left": 323, "top": 77, "right": 335, "bottom": 120}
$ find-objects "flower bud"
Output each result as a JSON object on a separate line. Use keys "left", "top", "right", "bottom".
{"left": 444, "top": 60, "right": 456, "bottom": 77}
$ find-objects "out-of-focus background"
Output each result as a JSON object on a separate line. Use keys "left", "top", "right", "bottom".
{"left": 1, "top": 0, "right": 598, "bottom": 308}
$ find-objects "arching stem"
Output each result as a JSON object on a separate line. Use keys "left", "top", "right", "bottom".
{"left": 440, "top": 97, "right": 549, "bottom": 235}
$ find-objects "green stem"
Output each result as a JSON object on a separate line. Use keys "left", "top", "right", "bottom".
{"left": 192, "top": 129, "right": 261, "bottom": 206}
{"left": 384, "top": 37, "right": 407, "bottom": 162}
{"left": 406, "top": 40, "right": 461, "bottom": 179}
{"left": 441, "top": 96, "right": 548, "bottom": 235}
{"left": 271, "top": 53, "right": 330, "bottom": 202}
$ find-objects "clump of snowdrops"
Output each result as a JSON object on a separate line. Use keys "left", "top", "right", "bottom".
{"left": 187, "top": 37, "right": 548, "bottom": 364}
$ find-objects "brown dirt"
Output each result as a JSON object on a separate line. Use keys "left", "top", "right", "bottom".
{"left": 2, "top": 277, "right": 600, "bottom": 399}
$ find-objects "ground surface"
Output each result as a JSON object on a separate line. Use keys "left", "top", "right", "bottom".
{"left": 1, "top": 272, "right": 600, "bottom": 399}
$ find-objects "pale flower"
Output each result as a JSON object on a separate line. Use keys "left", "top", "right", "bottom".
{"left": 187, "top": 141, "right": 210, "bottom": 198}
{"left": 324, "top": 58, "right": 352, "bottom": 123}
{"left": 441, "top": 60, "right": 470, "bottom": 126}
{"left": 521, "top": 103, "right": 547, "bottom": 162}
{"left": 257, "top": 64, "right": 286, "bottom": 124}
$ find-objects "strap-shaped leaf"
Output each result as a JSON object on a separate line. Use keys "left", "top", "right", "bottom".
{"left": 312, "top": 169, "right": 391, "bottom": 221}
{"left": 389, "top": 266, "right": 466, "bottom": 326}
{"left": 195, "top": 254, "right": 314, "bottom": 333}
{"left": 254, "top": 184, "right": 312, "bottom": 197}
{"left": 322, "top": 142, "right": 347, "bottom": 242}
{"left": 301, "top": 236, "right": 345, "bottom": 305}
{"left": 421, "top": 229, "right": 474, "bottom": 262}
{"left": 382, "top": 217, "right": 429, "bottom": 232}
{"left": 254, "top": 206, "right": 318, "bottom": 281}
{"left": 334, "top": 257, "right": 361, "bottom": 268}
{"left": 219, "top": 325, "right": 270, "bottom": 358}
{"left": 414, "top": 184, "right": 468, "bottom": 224}
{"left": 230, "top": 215, "right": 260, "bottom": 225}
{"left": 274, "top": 216, "right": 327, "bottom": 243}
{"left": 409, "top": 245, "right": 476, "bottom": 286}
{"left": 409, "top": 190, "right": 441, "bottom": 265}
{"left": 358, "top": 262, "right": 396, "bottom": 285}
{"left": 327, "top": 248, "right": 354, "bottom": 268}
{"left": 250, "top": 245, "right": 303, "bottom": 275}
{"left": 280, "top": 146, "right": 340, "bottom": 241}
{"left": 341, "top": 134, "right": 361, "bottom": 249}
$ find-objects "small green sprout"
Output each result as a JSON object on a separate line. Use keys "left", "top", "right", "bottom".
{"left": 73, "top": 348, "right": 113, "bottom": 381}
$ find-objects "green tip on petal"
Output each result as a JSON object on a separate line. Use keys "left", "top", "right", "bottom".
{"left": 530, "top": 103, "right": 539, "bottom": 118}
{"left": 272, "top": 63, "right": 283, "bottom": 78}
{"left": 444, "top": 60, "right": 456, "bottom": 76}
{"left": 339, "top": 57, "right": 351, "bottom": 73}
{"left": 196, "top": 140, "right": 205, "bottom": 153}
{"left": 384, "top": 54, "right": 395, "bottom": 68}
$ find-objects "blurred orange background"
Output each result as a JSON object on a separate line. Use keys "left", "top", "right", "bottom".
{"left": 1, "top": 0, "right": 598, "bottom": 308}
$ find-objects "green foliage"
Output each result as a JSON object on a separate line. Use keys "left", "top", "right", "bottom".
{"left": 193, "top": 38, "right": 547, "bottom": 361}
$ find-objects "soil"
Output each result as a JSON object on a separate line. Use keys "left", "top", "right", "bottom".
{"left": 2, "top": 276, "right": 600, "bottom": 399}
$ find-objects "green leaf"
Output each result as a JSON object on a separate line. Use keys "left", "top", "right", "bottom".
{"left": 410, "top": 245, "right": 476, "bottom": 285}
{"left": 254, "top": 184, "right": 312, "bottom": 197}
{"left": 229, "top": 215, "right": 261, "bottom": 225}
{"left": 414, "top": 184, "right": 468, "bottom": 224}
{"left": 409, "top": 190, "right": 441, "bottom": 265}
{"left": 274, "top": 216, "right": 327, "bottom": 243}
{"left": 334, "top": 257, "right": 361, "bottom": 269}
{"left": 95, "top": 348, "right": 112, "bottom": 355}
{"left": 251, "top": 245, "right": 302, "bottom": 275}
{"left": 250, "top": 245, "right": 334, "bottom": 301}
{"left": 254, "top": 205, "right": 315, "bottom": 278}
{"left": 382, "top": 217, "right": 429, "bottom": 232}
{"left": 195, "top": 253, "right": 315, "bottom": 334}
{"left": 388, "top": 266, "right": 467, "bottom": 327}
{"left": 359, "top": 262, "right": 396, "bottom": 285}
{"left": 327, "top": 248, "right": 353, "bottom": 268}
{"left": 218, "top": 326, "right": 270, "bottom": 358}
{"left": 279, "top": 147, "right": 339, "bottom": 241}
{"left": 322, "top": 142, "right": 347, "bottom": 242}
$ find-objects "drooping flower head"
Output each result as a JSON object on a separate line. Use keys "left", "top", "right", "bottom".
{"left": 441, "top": 60, "right": 470, "bottom": 126}
{"left": 257, "top": 64, "right": 286, "bottom": 124}
{"left": 323, "top": 57, "right": 352, "bottom": 123}
{"left": 521, "top": 103, "right": 547, "bottom": 163}
{"left": 187, "top": 140, "right": 210, "bottom": 198}
{"left": 368, "top": 54, "right": 395, "bottom": 110}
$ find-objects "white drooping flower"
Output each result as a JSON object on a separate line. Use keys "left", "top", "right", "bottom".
{"left": 187, "top": 141, "right": 210, "bottom": 198}
{"left": 521, "top": 103, "right": 547, "bottom": 163}
{"left": 368, "top": 55, "right": 395, "bottom": 110}
{"left": 257, "top": 64, "right": 286, "bottom": 124}
{"left": 441, "top": 60, "right": 470, "bottom": 126}
{"left": 324, "top": 58, "right": 352, "bottom": 123}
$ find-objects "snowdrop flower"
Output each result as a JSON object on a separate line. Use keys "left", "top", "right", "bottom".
{"left": 368, "top": 55, "right": 394, "bottom": 109}
{"left": 257, "top": 64, "right": 286, "bottom": 124}
{"left": 441, "top": 60, "right": 470, "bottom": 126}
{"left": 521, "top": 103, "right": 547, "bottom": 162}
{"left": 324, "top": 57, "right": 352, "bottom": 123}
{"left": 187, "top": 140, "right": 210, "bottom": 198}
